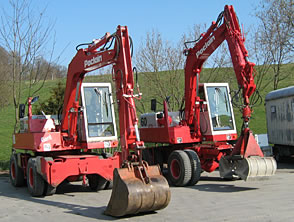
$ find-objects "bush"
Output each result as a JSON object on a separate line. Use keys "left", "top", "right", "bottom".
{"left": 35, "top": 81, "right": 65, "bottom": 115}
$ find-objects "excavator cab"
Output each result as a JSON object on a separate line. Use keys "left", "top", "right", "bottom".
{"left": 200, "top": 83, "right": 237, "bottom": 140}
{"left": 79, "top": 83, "right": 117, "bottom": 144}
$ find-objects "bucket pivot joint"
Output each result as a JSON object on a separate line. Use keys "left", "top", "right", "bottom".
{"left": 124, "top": 161, "right": 151, "bottom": 184}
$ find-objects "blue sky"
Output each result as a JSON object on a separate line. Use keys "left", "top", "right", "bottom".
{"left": 1, "top": 0, "right": 260, "bottom": 66}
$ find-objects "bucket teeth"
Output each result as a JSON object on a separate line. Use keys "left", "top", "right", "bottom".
{"left": 105, "top": 166, "right": 171, "bottom": 217}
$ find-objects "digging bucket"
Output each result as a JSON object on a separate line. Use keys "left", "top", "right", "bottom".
{"left": 105, "top": 163, "right": 171, "bottom": 217}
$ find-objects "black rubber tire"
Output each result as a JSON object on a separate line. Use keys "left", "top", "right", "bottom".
{"left": 168, "top": 150, "right": 192, "bottom": 187}
{"left": 43, "top": 182, "right": 57, "bottom": 196}
{"left": 154, "top": 149, "right": 164, "bottom": 170}
{"left": 87, "top": 174, "right": 108, "bottom": 191}
{"left": 184, "top": 150, "right": 202, "bottom": 186}
{"left": 26, "top": 158, "right": 45, "bottom": 197}
{"left": 104, "top": 180, "right": 113, "bottom": 190}
{"left": 9, "top": 154, "right": 25, "bottom": 187}
{"left": 273, "top": 146, "right": 283, "bottom": 162}
{"left": 39, "top": 157, "right": 56, "bottom": 196}
{"left": 142, "top": 149, "right": 152, "bottom": 165}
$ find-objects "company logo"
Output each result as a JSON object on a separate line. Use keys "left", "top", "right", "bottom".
{"left": 196, "top": 36, "right": 215, "bottom": 58}
{"left": 41, "top": 134, "right": 52, "bottom": 143}
{"left": 84, "top": 55, "right": 102, "bottom": 68}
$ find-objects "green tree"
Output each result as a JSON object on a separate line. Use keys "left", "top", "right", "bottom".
{"left": 0, "top": 0, "right": 56, "bottom": 132}
{"left": 35, "top": 82, "right": 65, "bottom": 116}
{"left": 254, "top": 0, "right": 294, "bottom": 90}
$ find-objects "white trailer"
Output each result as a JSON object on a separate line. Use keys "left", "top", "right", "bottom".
{"left": 265, "top": 86, "right": 294, "bottom": 160}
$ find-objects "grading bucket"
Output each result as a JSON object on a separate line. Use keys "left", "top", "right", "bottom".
{"left": 219, "top": 156, "right": 277, "bottom": 181}
{"left": 234, "top": 156, "right": 277, "bottom": 181}
{"left": 105, "top": 164, "right": 170, "bottom": 217}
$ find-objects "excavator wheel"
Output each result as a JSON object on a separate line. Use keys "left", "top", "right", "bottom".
{"left": 104, "top": 180, "right": 113, "bottom": 190}
{"left": 9, "top": 154, "right": 25, "bottom": 187}
{"left": 184, "top": 150, "right": 202, "bottom": 186}
{"left": 26, "top": 158, "right": 45, "bottom": 197}
{"left": 168, "top": 150, "right": 192, "bottom": 186}
{"left": 43, "top": 182, "right": 57, "bottom": 196}
{"left": 105, "top": 164, "right": 170, "bottom": 217}
{"left": 142, "top": 149, "right": 152, "bottom": 164}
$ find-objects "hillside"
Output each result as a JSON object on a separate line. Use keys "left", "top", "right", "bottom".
{"left": 0, "top": 64, "right": 293, "bottom": 168}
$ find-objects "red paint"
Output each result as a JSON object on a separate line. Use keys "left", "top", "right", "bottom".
{"left": 13, "top": 26, "right": 144, "bottom": 188}
{"left": 139, "top": 5, "right": 264, "bottom": 174}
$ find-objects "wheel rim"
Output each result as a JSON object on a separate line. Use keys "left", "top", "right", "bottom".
{"left": 29, "top": 167, "right": 34, "bottom": 188}
{"left": 10, "top": 162, "right": 16, "bottom": 180}
{"left": 170, "top": 159, "right": 180, "bottom": 179}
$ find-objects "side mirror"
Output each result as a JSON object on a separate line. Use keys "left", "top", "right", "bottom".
{"left": 31, "top": 96, "right": 39, "bottom": 104}
{"left": 151, "top": 99, "right": 157, "bottom": 112}
{"left": 19, "top": 104, "right": 25, "bottom": 119}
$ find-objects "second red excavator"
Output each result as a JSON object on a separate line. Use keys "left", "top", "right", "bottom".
{"left": 139, "top": 5, "right": 276, "bottom": 186}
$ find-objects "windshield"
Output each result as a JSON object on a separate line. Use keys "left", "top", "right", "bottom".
{"left": 84, "top": 86, "right": 115, "bottom": 137}
{"left": 207, "top": 86, "right": 234, "bottom": 131}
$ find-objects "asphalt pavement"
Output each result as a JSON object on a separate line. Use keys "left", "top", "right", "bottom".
{"left": 0, "top": 160, "right": 294, "bottom": 222}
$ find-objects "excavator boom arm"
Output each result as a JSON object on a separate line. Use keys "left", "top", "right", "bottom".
{"left": 184, "top": 5, "right": 256, "bottom": 126}
{"left": 60, "top": 26, "right": 142, "bottom": 156}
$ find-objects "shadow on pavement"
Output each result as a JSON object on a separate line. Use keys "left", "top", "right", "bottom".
{"left": 0, "top": 177, "right": 118, "bottom": 220}
{"left": 168, "top": 174, "right": 258, "bottom": 193}
{"left": 187, "top": 183, "right": 257, "bottom": 192}
{"left": 55, "top": 181, "right": 95, "bottom": 195}
{"left": 0, "top": 176, "right": 161, "bottom": 220}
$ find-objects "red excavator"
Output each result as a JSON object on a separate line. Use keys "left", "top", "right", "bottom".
{"left": 10, "top": 26, "right": 170, "bottom": 217}
{"left": 139, "top": 5, "right": 277, "bottom": 186}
